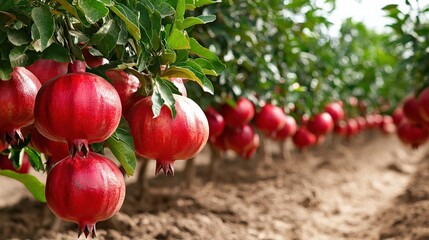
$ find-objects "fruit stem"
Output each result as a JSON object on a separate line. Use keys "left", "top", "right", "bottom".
{"left": 5, "top": 129, "right": 24, "bottom": 146}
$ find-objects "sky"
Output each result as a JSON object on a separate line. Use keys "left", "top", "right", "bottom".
{"left": 327, "top": 0, "right": 429, "bottom": 34}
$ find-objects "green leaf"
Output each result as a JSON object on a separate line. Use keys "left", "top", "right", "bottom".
{"left": 31, "top": 6, "right": 54, "bottom": 51}
{"left": 24, "top": 147, "right": 44, "bottom": 172}
{"left": 162, "top": 66, "right": 199, "bottom": 80}
{"left": 175, "top": 60, "right": 214, "bottom": 94}
{"left": 189, "top": 38, "right": 225, "bottom": 74}
{"left": 193, "top": 58, "right": 218, "bottom": 76}
{"left": 156, "top": 2, "right": 175, "bottom": 18}
{"left": 181, "top": 15, "right": 216, "bottom": 29}
{"left": 176, "top": 0, "right": 186, "bottom": 22}
{"left": 77, "top": 0, "right": 109, "bottom": 24}
{"left": 89, "top": 19, "right": 120, "bottom": 55}
{"left": 153, "top": 76, "right": 176, "bottom": 118}
{"left": 195, "top": 0, "right": 218, "bottom": 7}
{"left": 0, "top": 170, "right": 46, "bottom": 202}
{"left": 0, "top": 61, "right": 13, "bottom": 80}
{"left": 136, "top": 2, "right": 153, "bottom": 44}
{"left": 151, "top": 87, "right": 163, "bottom": 118}
{"left": 167, "top": 29, "right": 190, "bottom": 50}
{"left": 110, "top": 2, "right": 141, "bottom": 41}
{"left": 7, "top": 29, "right": 30, "bottom": 46}
{"left": 9, "top": 46, "right": 38, "bottom": 67}
{"left": 41, "top": 43, "right": 71, "bottom": 62}
{"left": 105, "top": 118, "right": 137, "bottom": 176}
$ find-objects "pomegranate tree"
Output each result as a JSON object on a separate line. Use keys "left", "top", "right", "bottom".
{"left": 0, "top": 67, "right": 41, "bottom": 145}
{"left": 221, "top": 97, "right": 255, "bottom": 127}
{"left": 45, "top": 152, "right": 125, "bottom": 238}
{"left": 26, "top": 59, "right": 69, "bottom": 84}
{"left": 127, "top": 94, "right": 209, "bottom": 175}
{"left": 253, "top": 103, "right": 286, "bottom": 136}
{"left": 34, "top": 73, "right": 122, "bottom": 156}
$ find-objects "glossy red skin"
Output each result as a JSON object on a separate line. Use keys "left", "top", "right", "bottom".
{"left": 307, "top": 112, "right": 334, "bottom": 136}
{"left": 356, "top": 116, "right": 367, "bottom": 131}
{"left": 223, "top": 124, "right": 255, "bottom": 153}
{"left": 46, "top": 152, "right": 125, "bottom": 238}
{"left": 105, "top": 70, "right": 140, "bottom": 114}
{"left": 380, "top": 115, "right": 395, "bottom": 134}
{"left": 127, "top": 95, "right": 209, "bottom": 176}
{"left": 371, "top": 114, "right": 384, "bottom": 128}
{"left": 403, "top": 96, "right": 426, "bottom": 124}
{"left": 34, "top": 73, "right": 122, "bottom": 152}
{"left": 0, "top": 142, "right": 7, "bottom": 151}
{"left": 26, "top": 59, "right": 69, "bottom": 84}
{"left": 334, "top": 120, "right": 348, "bottom": 136}
{"left": 29, "top": 128, "right": 69, "bottom": 159}
{"left": 82, "top": 47, "right": 107, "bottom": 68}
{"left": 221, "top": 97, "right": 255, "bottom": 127}
{"left": 0, "top": 154, "right": 30, "bottom": 174}
{"left": 346, "top": 118, "right": 359, "bottom": 136}
{"left": 205, "top": 107, "right": 225, "bottom": 139}
{"left": 418, "top": 88, "right": 429, "bottom": 121}
{"left": 254, "top": 104, "right": 286, "bottom": 136}
{"left": 68, "top": 60, "right": 86, "bottom": 73}
{"left": 209, "top": 133, "right": 227, "bottom": 151}
{"left": 0, "top": 67, "right": 41, "bottom": 144}
{"left": 365, "top": 114, "right": 376, "bottom": 128}
{"left": 239, "top": 133, "right": 260, "bottom": 159}
{"left": 292, "top": 127, "right": 316, "bottom": 150}
{"left": 272, "top": 115, "right": 297, "bottom": 141}
{"left": 392, "top": 108, "right": 404, "bottom": 126}
{"left": 324, "top": 102, "right": 345, "bottom": 122}
{"left": 397, "top": 121, "right": 429, "bottom": 148}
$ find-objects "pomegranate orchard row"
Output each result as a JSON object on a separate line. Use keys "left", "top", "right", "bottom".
{"left": 1, "top": 0, "right": 428, "bottom": 238}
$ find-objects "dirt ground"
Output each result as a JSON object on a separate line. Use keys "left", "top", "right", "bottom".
{"left": 1, "top": 132, "right": 429, "bottom": 240}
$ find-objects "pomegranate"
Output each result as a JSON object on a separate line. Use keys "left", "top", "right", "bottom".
{"left": 324, "top": 102, "right": 345, "bottom": 122}
{"left": 68, "top": 60, "right": 86, "bottom": 73}
{"left": 380, "top": 115, "right": 395, "bottom": 134}
{"left": 82, "top": 47, "right": 108, "bottom": 68}
{"left": 307, "top": 112, "right": 334, "bottom": 136}
{"left": 253, "top": 103, "right": 286, "bottom": 136}
{"left": 105, "top": 70, "right": 141, "bottom": 114}
{"left": 239, "top": 133, "right": 260, "bottom": 159}
{"left": 392, "top": 108, "right": 404, "bottom": 125}
{"left": 45, "top": 152, "right": 125, "bottom": 238}
{"left": 0, "top": 67, "right": 41, "bottom": 145}
{"left": 0, "top": 142, "right": 7, "bottom": 151}
{"left": 26, "top": 59, "right": 69, "bottom": 84}
{"left": 34, "top": 73, "right": 121, "bottom": 156}
{"left": 356, "top": 116, "right": 367, "bottom": 131}
{"left": 127, "top": 95, "right": 209, "bottom": 176}
{"left": 205, "top": 107, "right": 225, "bottom": 140}
{"left": 301, "top": 113, "right": 310, "bottom": 125}
{"left": 397, "top": 121, "right": 429, "bottom": 148}
{"left": 272, "top": 115, "right": 297, "bottom": 141}
{"left": 220, "top": 97, "right": 255, "bottom": 127}
{"left": 223, "top": 124, "right": 255, "bottom": 154}
{"left": 418, "top": 88, "right": 429, "bottom": 121}
{"left": 209, "top": 133, "right": 227, "bottom": 151}
{"left": 334, "top": 120, "right": 348, "bottom": 136}
{"left": 293, "top": 127, "right": 316, "bottom": 150}
{"left": 346, "top": 118, "right": 359, "bottom": 136}
{"left": 403, "top": 96, "right": 425, "bottom": 123}
{"left": 29, "top": 128, "right": 69, "bottom": 159}
{"left": 0, "top": 153, "right": 30, "bottom": 174}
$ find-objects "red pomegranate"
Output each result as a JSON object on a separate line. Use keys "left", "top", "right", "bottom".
{"left": 45, "top": 152, "right": 125, "bottom": 238}
{"left": 29, "top": 128, "right": 69, "bottom": 160}
{"left": 253, "top": 103, "right": 286, "bottom": 136}
{"left": 272, "top": 115, "right": 297, "bottom": 141}
{"left": 26, "top": 59, "right": 69, "bottom": 84}
{"left": 68, "top": 60, "right": 86, "bottom": 73}
{"left": 403, "top": 96, "right": 425, "bottom": 123}
{"left": 34, "top": 73, "right": 121, "bottom": 156}
{"left": 346, "top": 118, "right": 359, "bottom": 136}
{"left": 307, "top": 112, "right": 334, "bottom": 136}
{"left": 82, "top": 47, "right": 108, "bottom": 68}
{"left": 0, "top": 67, "right": 41, "bottom": 145}
{"left": 205, "top": 107, "right": 226, "bottom": 140}
{"left": 380, "top": 115, "right": 395, "bottom": 134}
{"left": 356, "top": 116, "right": 367, "bottom": 131}
{"left": 397, "top": 121, "right": 429, "bottom": 148}
{"left": 239, "top": 133, "right": 260, "bottom": 159}
{"left": 127, "top": 95, "right": 209, "bottom": 176}
{"left": 292, "top": 127, "right": 316, "bottom": 150}
{"left": 220, "top": 97, "right": 255, "bottom": 127}
{"left": 0, "top": 142, "right": 7, "bottom": 152}
{"left": 418, "top": 88, "right": 429, "bottom": 121}
{"left": 301, "top": 113, "right": 310, "bottom": 125}
{"left": 209, "top": 133, "right": 227, "bottom": 151}
{"left": 324, "top": 102, "right": 345, "bottom": 122}
{"left": 105, "top": 70, "right": 141, "bottom": 114}
{"left": 334, "top": 121, "right": 348, "bottom": 136}
{"left": 392, "top": 108, "right": 404, "bottom": 125}
{"left": 223, "top": 124, "right": 255, "bottom": 154}
{"left": 0, "top": 153, "right": 30, "bottom": 174}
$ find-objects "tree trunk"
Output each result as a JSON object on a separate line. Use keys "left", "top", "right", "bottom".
{"left": 183, "top": 157, "right": 195, "bottom": 189}
{"left": 137, "top": 158, "right": 149, "bottom": 200}
{"left": 208, "top": 144, "right": 223, "bottom": 182}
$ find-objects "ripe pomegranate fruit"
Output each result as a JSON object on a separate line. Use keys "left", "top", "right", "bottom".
{"left": 223, "top": 124, "right": 255, "bottom": 154}
{"left": 220, "top": 97, "right": 255, "bottom": 127}
{"left": 307, "top": 112, "right": 334, "bottom": 136}
{"left": 324, "top": 102, "right": 345, "bottom": 122}
{"left": 397, "top": 121, "right": 429, "bottom": 148}
{"left": 34, "top": 73, "right": 121, "bottom": 156}
{"left": 205, "top": 107, "right": 226, "bottom": 140}
{"left": 29, "top": 128, "right": 69, "bottom": 160}
{"left": 127, "top": 95, "right": 209, "bottom": 175}
{"left": 292, "top": 127, "right": 316, "bottom": 150}
{"left": 403, "top": 96, "right": 425, "bottom": 123}
{"left": 0, "top": 67, "right": 41, "bottom": 145}
{"left": 209, "top": 133, "right": 227, "bottom": 151}
{"left": 418, "top": 88, "right": 429, "bottom": 121}
{"left": 356, "top": 116, "right": 367, "bottom": 132}
{"left": 68, "top": 60, "right": 86, "bottom": 73}
{"left": 272, "top": 115, "right": 297, "bottom": 141}
{"left": 82, "top": 47, "right": 108, "bottom": 68}
{"left": 253, "top": 104, "right": 286, "bottom": 136}
{"left": 26, "top": 59, "right": 69, "bottom": 84}
{"left": 334, "top": 120, "right": 348, "bottom": 136}
{"left": 105, "top": 70, "right": 140, "bottom": 114}
{"left": 346, "top": 118, "right": 359, "bottom": 136}
{"left": 392, "top": 108, "right": 404, "bottom": 126}
{"left": 45, "top": 152, "right": 125, "bottom": 238}
{"left": 380, "top": 115, "right": 395, "bottom": 134}
{"left": 0, "top": 153, "right": 30, "bottom": 174}
{"left": 301, "top": 114, "right": 310, "bottom": 125}
{"left": 239, "top": 133, "right": 260, "bottom": 159}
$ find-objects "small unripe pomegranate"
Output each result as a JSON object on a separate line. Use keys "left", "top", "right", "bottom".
{"left": 324, "top": 102, "right": 345, "bottom": 122}
{"left": 223, "top": 124, "right": 255, "bottom": 154}
{"left": 105, "top": 70, "right": 141, "bottom": 114}
{"left": 307, "top": 112, "right": 334, "bottom": 136}
{"left": 0, "top": 67, "right": 41, "bottom": 145}
{"left": 272, "top": 115, "right": 297, "bottom": 141}
{"left": 26, "top": 59, "right": 69, "bottom": 84}
{"left": 418, "top": 88, "right": 429, "bottom": 122}
{"left": 397, "top": 121, "right": 429, "bottom": 148}
{"left": 253, "top": 104, "right": 286, "bottom": 136}
{"left": 292, "top": 127, "right": 316, "bottom": 150}
{"left": 220, "top": 97, "right": 255, "bottom": 127}
{"left": 205, "top": 107, "right": 225, "bottom": 140}
{"left": 0, "top": 153, "right": 30, "bottom": 174}
{"left": 34, "top": 73, "right": 122, "bottom": 156}
{"left": 403, "top": 96, "right": 425, "bottom": 123}
{"left": 127, "top": 95, "right": 209, "bottom": 176}
{"left": 46, "top": 152, "right": 125, "bottom": 238}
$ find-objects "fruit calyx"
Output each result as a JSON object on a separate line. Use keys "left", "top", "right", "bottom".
{"left": 69, "top": 139, "right": 89, "bottom": 158}
{"left": 155, "top": 160, "right": 175, "bottom": 176}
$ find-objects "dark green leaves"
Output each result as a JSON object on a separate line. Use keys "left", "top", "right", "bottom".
{"left": 77, "top": 0, "right": 110, "bottom": 24}
{"left": 31, "top": 6, "right": 54, "bottom": 51}
{"left": 152, "top": 76, "right": 176, "bottom": 118}
{"left": 0, "top": 170, "right": 46, "bottom": 202}
{"left": 89, "top": 19, "right": 120, "bottom": 55}
{"left": 167, "top": 29, "right": 190, "bottom": 49}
